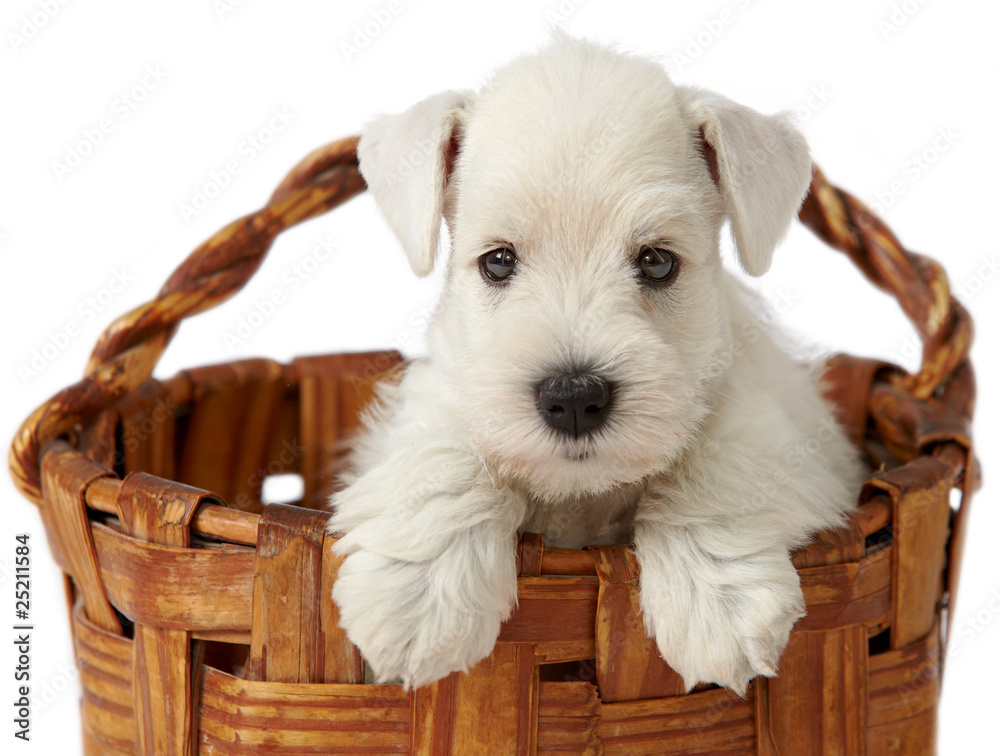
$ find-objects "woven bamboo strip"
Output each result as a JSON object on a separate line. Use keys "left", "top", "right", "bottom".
{"left": 536, "top": 682, "right": 601, "bottom": 754}
{"left": 246, "top": 504, "right": 329, "bottom": 683}
{"left": 93, "top": 522, "right": 254, "bottom": 633}
{"left": 116, "top": 473, "right": 211, "bottom": 755}
{"left": 74, "top": 600, "right": 138, "bottom": 753}
{"left": 72, "top": 591, "right": 951, "bottom": 754}
{"left": 199, "top": 668, "right": 410, "bottom": 754}
{"left": 868, "top": 456, "right": 954, "bottom": 649}
{"left": 39, "top": 444, "right": 121, "bottom": 634}
{"left": 598, "top": 686, "right": 756, "bottom": 754}
{"left": 765, "top": 626, "right": 869, "bottom": 754}
{"left": 591, "top": 547, "right": 686, "bottom": 702}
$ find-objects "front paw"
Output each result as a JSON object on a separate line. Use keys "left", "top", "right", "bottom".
{"left": 333, "top": 549, "right": 511, "bottom": 689}
{"left": 641, "top": 557, "right": 805, "bottom": 694}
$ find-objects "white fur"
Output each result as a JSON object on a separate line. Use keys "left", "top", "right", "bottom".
{"left": 330, "top": 37, "right": 866, "bottom": 693}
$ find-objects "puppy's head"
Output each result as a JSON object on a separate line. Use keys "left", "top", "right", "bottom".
{"left": 359, "top": 37, "right": 811, "bottom": 500}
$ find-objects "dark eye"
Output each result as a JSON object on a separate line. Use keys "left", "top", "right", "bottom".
{"left": 637, "top": 246, "right": 678, "bottom": 283}
{"left": 479, "top": 247, "right": 517, "bottom": 283}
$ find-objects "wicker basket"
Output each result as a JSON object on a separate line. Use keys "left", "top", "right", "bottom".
{"left": 10, "top": 137, "right": 977, "bottom": 755}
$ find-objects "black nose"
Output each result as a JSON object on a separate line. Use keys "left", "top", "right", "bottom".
{"left": 536, "top": 373, "right": 613, "bottom": 436}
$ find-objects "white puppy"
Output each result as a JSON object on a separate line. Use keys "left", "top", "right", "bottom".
{"left": 329, "top": 37, "right": 865, "bottom": 694}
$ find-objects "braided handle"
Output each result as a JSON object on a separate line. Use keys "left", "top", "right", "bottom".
{"left": 798, "top": 167, "right": 973, "bottom": 399}
{"left": 10, "top": 137, "right": 364, "bottom": 503}
{"left": 8, "top": 151, "right": 971, "bottom": 505}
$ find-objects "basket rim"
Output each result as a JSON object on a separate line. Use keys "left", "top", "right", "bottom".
{"left": 51, "top": 346, "right": 969, "bottom": 567}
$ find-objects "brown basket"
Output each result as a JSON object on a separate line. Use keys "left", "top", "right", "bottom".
{"left": 10, "top": 137, "right": 977, "bottom": 755}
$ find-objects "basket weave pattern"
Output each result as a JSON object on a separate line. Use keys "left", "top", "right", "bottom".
{"left": 10, "top": 138, "right": 976, "bottom": 755}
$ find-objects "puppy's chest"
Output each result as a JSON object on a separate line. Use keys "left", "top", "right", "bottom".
{"left": 521, "top": 484, "right": 643, "bottom": 550}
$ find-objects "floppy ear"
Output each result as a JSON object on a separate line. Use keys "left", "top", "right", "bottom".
{"left": 682, "top": 88, "right": 812, "bottom": 277}
{"left": 358, "top": 90, "right": 473, "bottom": 277}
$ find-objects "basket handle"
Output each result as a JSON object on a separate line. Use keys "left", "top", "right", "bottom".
{"left": 10, "top": 137, "right": 364, "bottom": 503}
{"left": 798, "top": 167, "right": 973, "bottom": 399}
{"left": 8, "top": 147, "right": 972, "bottom": 505}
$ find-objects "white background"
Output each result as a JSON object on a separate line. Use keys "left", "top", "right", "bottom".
{"left": 2, "top": 0, "right": 997, "bottom": 753}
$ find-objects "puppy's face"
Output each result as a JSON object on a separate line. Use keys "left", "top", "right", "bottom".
{"left": 439, "top": 81, "right": 727, "bottom": 499}
{"left": 359, "top": 39, "right": 811, "bottom": 501}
